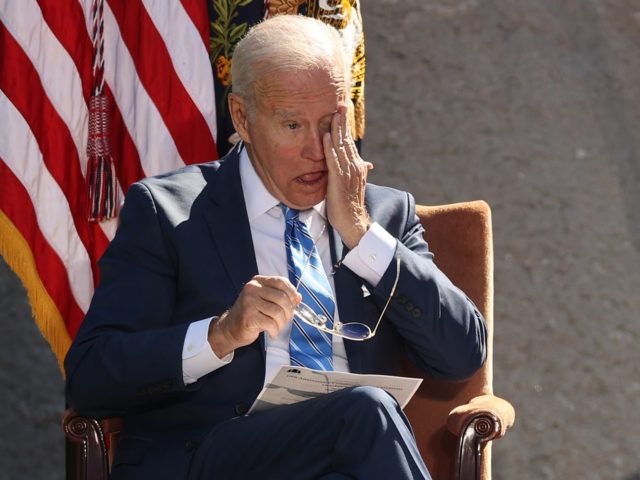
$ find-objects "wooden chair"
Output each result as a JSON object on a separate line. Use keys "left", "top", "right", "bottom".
{"left": 402, "top": 201, "right": 515, "bottom": 479}
{"left": 63, "top": 200, "right": 514, "bottom": 480}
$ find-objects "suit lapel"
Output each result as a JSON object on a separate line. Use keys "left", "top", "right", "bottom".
{"left": 328, "top": 226, "right": 367, "bottom": 373}
{"left": 202, "top": 147, "right": 259, "bottom": 298}
{"left": 202, "top": 146, "right": 267, "bottom": 354}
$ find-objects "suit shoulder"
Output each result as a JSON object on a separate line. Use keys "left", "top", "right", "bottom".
{"left": 136, "top": 161, "right": 221, "bottom": 192}
{"left": 124, "top": 161, "right": 222, "bottom": 221}
{"left": 364, "top": 183, "right": 419, "bottom": 235}
{"left": 365, "top": 183, "right": 414, "bottom": 210}
{"left": 365, "top": 183, "right": 408, "bottom": 199}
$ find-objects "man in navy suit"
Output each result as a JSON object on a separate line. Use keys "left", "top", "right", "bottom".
{"left": 65, "top": 15, "right": 486, "bottom": 480}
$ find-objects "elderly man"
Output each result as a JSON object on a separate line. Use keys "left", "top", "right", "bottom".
{"left": 65, "top": 15, "right": 486, "bottom": 480}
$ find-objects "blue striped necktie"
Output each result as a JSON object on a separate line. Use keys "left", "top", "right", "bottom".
{"left": 281, "top": 205, "right": 334, "bottom": 371}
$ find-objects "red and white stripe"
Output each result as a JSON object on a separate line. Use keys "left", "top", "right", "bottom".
{"left": 0, "top": 0, "right": 217, "bottom": 360}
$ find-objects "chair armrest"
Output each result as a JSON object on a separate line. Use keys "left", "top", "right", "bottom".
{"left": 447, "top": 394, "right": 515, "bottom": 438}
{"left": 446, "top": 395, "right": 515, "bottom": 480}
{"left": 63, "top": 409, "right": 123, "bottom": 480}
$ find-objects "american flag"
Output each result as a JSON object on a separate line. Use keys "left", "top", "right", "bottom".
{"left": 0, "top": 0, "right": 218, "bottom": 368}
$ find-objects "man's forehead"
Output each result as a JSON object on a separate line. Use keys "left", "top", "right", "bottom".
{"left": 255, "top": 66, "right": 345, "bottom": 92}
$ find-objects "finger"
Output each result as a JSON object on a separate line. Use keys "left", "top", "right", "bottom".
{"left": 330, "top": 110, "right": 346, "bottom": 157}
{"left": 252, "top": 310, "right": 283, "bottom": 339}
{"left": 339, "top": 106, "right": 350, "bottom": 144}
{"left": 344, "top": 141, "right": 361, "bottom": 177}
{"left": 255, "top": 288, "right": 296, "bottom": 322}
{"left": 257, "top": 276, "right": 301, "bottom": 307}
{"left": 344, "top": 128, "right": 358, "bottom": 158}
{"left": 323, "top": 131, "right": 340, "bottom": 173}
{"left": 254, "top": 295, "right": 290, "bottom": 324}
{"left": 334, "top": 110, "right": 365, "bottom": 175}
{"left": 240, "top": 280, "right": 294, "bottom": 327}
{"left": 340, "top": 106, "right": 358, "bottom": 148}
{"left": 249, "top": 293, "right": 296, "bottom": 340}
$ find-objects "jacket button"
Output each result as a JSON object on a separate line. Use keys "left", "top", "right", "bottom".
{"left": 185, "top": 440, "right": 198, "bottom": 452}
{"left": 235, "top": 403, "right": 249, "bottom": 415}
{"left": 412, "top": 308, "right": 422, "bottom": 318}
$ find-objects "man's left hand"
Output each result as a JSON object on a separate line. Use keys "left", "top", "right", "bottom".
{"left": 324, "top": 106, "right": 374, "bottom": 249}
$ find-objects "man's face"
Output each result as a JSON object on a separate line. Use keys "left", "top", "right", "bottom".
{"left": 242, "top": 67, "right": 346, "bottom": 210}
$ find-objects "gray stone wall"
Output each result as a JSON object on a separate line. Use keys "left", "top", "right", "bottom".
{"left": 0, "top": 258, "right": 63, "bottom": 480}
{"left": 363, "top": 1, "right": 640, "bottom": 478}
{"left": 1, "top": 1, "right": 639, "bottom": 478}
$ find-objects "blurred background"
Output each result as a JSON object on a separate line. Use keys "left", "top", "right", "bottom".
{"left": 1, "top": 0, "right": 639, "bottom": 478}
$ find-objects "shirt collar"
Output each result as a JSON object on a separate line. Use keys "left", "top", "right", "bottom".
{"left": 239, "top": 147, "right": 279, "bottom": 221}
{"left": 239, "top": 146, "right": 327, "bottom": 222}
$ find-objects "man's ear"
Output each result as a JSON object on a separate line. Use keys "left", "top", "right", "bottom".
{"left": 228, "top": 93, "right": 251, "bottom": 143}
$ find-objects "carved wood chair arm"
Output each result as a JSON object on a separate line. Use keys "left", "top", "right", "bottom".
{"left": 447, "top": 394, "right": 515, "bottom": 438}
{"left": 63, "top": 409, "right": 123, "bottom": 480}
{"left": 446, "top": 394, "right": 515, "bottom": 480}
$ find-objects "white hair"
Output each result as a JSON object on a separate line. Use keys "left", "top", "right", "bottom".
{"left": 231, "top": 15, "right": 349, "bottom": 113}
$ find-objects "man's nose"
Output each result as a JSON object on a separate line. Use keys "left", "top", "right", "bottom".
{"left": 302, "top": 129, "right": 325, "bottom": 162}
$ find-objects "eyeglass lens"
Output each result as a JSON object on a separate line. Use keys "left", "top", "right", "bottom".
{"left": 294, "top": 303, "right": 372, "bottom": 341}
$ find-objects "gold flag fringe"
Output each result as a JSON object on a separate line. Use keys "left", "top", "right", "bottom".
{"left": 0, "top": 210, "right": 71, "bottom": 375}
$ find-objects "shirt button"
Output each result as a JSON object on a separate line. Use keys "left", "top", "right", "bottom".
{"left": 187, "top": 344, "right": 194, "bottom": 352}
{"left": 369, "top": 253, "right": 377, "bottom": 262}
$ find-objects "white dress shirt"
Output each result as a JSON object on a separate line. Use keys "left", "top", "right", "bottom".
{"left": 182, "top": 148, "right": 397, "bottom": 385}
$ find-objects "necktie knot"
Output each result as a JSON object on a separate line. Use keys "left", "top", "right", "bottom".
{"left": 280, "top": 203, "right": 300, "bottom": 224}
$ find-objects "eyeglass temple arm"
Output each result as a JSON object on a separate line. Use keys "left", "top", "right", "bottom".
{"left": 370, "top": 256, "right": 401, "bottom": 337}
{"left": 293, "top": 221, "right": 327, "bottom": 291}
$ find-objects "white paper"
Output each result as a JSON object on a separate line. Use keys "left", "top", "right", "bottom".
{"left": 248, "top": 366, "right": 423, "bottom": 415}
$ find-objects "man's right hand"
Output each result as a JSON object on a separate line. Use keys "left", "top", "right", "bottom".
{"left": 208, "top": 276, "right": 301, "bottom": 358}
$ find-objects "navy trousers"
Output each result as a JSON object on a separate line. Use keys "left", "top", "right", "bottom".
{"left": 187, "top": 386, "right": 431, "bottom": 479}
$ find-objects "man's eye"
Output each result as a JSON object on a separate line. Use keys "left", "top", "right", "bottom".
{"left": 286, "top": 122, "right": 299, "bottom": 130}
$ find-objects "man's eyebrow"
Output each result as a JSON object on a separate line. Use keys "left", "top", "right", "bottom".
{"left": 274, "top": 109, "right": 298, "bottom": 119}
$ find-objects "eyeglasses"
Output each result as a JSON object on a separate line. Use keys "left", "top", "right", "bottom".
{"left": 292, "top": 224, "right": 400, "bottom": 341}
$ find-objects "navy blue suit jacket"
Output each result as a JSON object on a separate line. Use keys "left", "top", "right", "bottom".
{"left": 65, "top": 147, "right": 486, "bottom": 479}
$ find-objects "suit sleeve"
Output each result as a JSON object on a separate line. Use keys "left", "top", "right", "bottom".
{"left": 64, "top": 182, "right": 191, "bottom": 418}
{"left": 371, "top": 192, "right": 487, "bottom": 381}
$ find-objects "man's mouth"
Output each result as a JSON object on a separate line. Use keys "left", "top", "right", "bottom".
{"left": 296, "top": 171, "right": 327, "bottom": 184}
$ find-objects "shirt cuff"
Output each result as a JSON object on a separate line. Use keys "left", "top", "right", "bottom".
{"left": 182, "top": 317, "right": 233, "bottom": 385}
{"left": 342, "top": 222, "right": 397, "bottom": 287}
